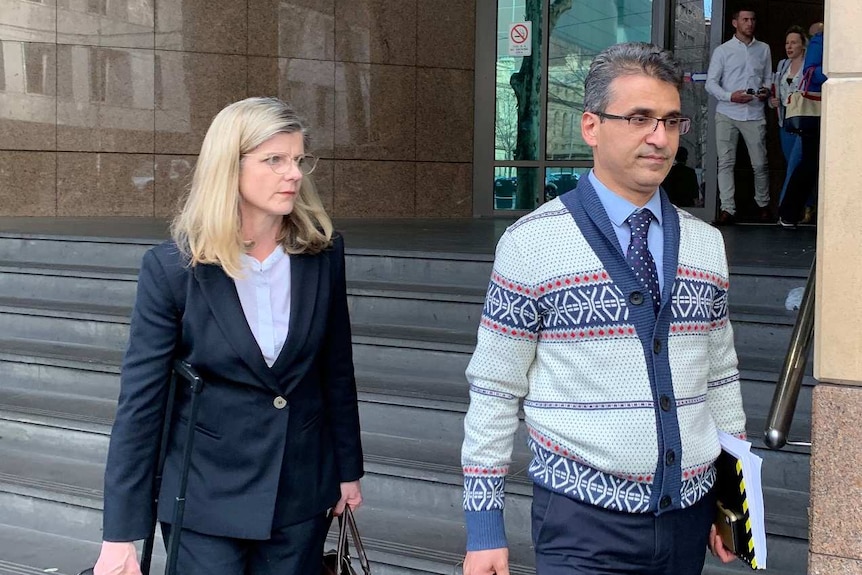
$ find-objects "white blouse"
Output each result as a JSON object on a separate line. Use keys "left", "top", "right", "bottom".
{"left": 779, "top": 63, "right": 803, "bottom": 103}
{"left": 234, "top": 247, "right": 291, "bottom": 367}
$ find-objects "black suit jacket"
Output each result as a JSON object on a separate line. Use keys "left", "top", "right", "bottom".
{"left": 102, "top": 235, "right": 364, "bottom": 541}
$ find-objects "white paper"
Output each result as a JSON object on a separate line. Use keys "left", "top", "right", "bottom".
{"left": 718, "top": 431, "right": 768, "bottom": 569}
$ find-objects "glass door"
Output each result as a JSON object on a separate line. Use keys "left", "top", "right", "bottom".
{"left": 667, "top": 0, "right": 720, "bottom": 221}
{"left": 475, "top": 0, "right": 658, "bottom": 216}
{"left": 474, "top": 0, "right": 723, "bottom": 219}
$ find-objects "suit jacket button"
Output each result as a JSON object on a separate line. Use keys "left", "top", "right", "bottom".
{"left": 273, "top": 396, "right": 287, "bottom": 409}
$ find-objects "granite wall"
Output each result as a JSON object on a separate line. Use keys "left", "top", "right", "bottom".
{"left": 0, "top": 0, "right": 475, "bottom": 217}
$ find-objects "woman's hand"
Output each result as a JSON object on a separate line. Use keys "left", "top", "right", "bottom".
{"left": 93, "top": 541, "right": 142, "bottom": 575}
{"left": 769, "top": 96, "right": 780, "bottom": 108}
{"left": 333, "top": 480, "right": 363, "bottom": 516}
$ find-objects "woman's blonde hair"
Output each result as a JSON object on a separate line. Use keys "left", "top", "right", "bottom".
{"left": 171, "top": 97, "right": 333, "bottom": 278}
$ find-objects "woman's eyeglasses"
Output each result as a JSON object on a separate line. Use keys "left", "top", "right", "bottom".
{"left": 244, "top": 153, "right": 318, "bottom": 175}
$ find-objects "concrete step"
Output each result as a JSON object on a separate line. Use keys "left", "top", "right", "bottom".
{"left": 0, "top": 329, "right": 814, "bottom": 443}
{"left": 0, "top": 262, "right": 490, "bottom": 333}
{"left": 0, "top": 298, "right": 131, "bottom": 350}
{"left": 345, "top": 249, "right": 494, "bottom": 290}
{"left": 0, "top": 296, "right": 805, "bottom": 379}
{"left": 0, "top": 381, "right": 810, "bottom": 541}
{"left": 727, "top": 266, "right": 809, "bottom": 310}
{"left": 0, "top": 235, "right": 155, "bottom": 270}
{"left": 347, "top": 281, "right": 485, "bottom": 334}
{"left": 0, "top": 523, "right": 122, "bottom": 575}
{"left": 0, "top": 419, "right": 805, "bottom": 573}
{"left": 0, "top": 232, "right": 811, "bottom": 301}
{"left": 0, "top": 248, "right": 809, "bottom": 314}
{"left": 0, "top": 261, "right": 139, "bottom": 307}
{"left": 0, "top": 435, "right": 538, "bottom": 574}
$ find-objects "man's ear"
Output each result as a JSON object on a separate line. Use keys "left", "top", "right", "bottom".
{"left": 582, "top": 112, "right": 599, "bottom": 147}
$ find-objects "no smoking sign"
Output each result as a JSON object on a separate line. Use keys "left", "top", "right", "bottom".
{"left": 508, "top": 21, "right": 532, "bottom": 56}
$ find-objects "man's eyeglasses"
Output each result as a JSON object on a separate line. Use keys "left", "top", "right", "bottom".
{"left": 244, "top": 153, "right": 319, "bottom": 175}
{"left": 596, "top": 112, "right": 692, "bottom": 136}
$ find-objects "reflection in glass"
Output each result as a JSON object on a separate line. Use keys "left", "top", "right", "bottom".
{"left": 24, "top": 43, "right": 55, "bottom": 95}
{"left": 672, "top": 0, "right": 709, "bottom": 207}
{"left": 546, "top": 0, "right": 652, "bottom": 161}
{"left": 494, "top": 166, "right": 538, "bottom": 211}
{"left": 495, "top": 0, "right": 542, "bottom": 210}
{"left": 495, "top": 0, "right": 542, "bottom": 163}
{"left": 90, "top": 48, "right": 134, "bottom": 104}
{"left": 544, "top": 166, "right": 590, "bottom": 202}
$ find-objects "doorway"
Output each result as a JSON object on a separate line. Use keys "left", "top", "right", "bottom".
{"left": 473, "top": 0, "right": 825, "bottom": 221}
{"left": 701, "top": 0, "right": 825, "bottom": 223}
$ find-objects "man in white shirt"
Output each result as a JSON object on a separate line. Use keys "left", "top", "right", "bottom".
{"left": 706, "top": 7, "right": 772, "bottom": 225}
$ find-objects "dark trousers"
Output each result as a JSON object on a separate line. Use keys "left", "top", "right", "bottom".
{"left": 160, "top": 512, "right": 331, "bottom": 575}
{"left": 532, "top": 485, "right": 716, "bottom": 575}
{"left": 779, "top": 128, "right": 821, "bottom": 223}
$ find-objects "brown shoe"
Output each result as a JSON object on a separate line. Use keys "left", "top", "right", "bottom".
{"left": 758, "top": 207, "right": 773, "bottom": 223}
{"left": 712, "top": 210, "right": 735, "bottom": 226}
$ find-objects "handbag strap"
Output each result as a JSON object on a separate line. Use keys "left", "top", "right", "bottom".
{"left": 335, "top": 507, "right": 371, "bottom": 574}
{"left": 799, "top": 67, "right": 815, "bottom": 95}
{"left": 345, "top": 507, "right": 371, "bottom": 574}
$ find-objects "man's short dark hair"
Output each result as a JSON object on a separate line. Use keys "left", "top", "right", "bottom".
{"left": 732, "top": 6, "right": 756, "bottom": 19}
{"left": 583, "top": 42, "right": 683, "bottom": 114}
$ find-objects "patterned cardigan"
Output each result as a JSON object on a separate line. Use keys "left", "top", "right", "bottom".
{"left": 461, "top": 179, "right": 746, "bottom": 551}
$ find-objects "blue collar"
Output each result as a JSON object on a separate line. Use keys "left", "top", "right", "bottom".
{"left": 588, "top": 170, "right": 664, "bottom": 227}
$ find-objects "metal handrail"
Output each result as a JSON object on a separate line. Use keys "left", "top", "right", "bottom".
{"left": 764, "top": 257, "right": 816, "bottom": 450}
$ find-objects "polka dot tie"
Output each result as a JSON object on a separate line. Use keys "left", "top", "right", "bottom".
{"left": 626, "top": 209, "right": 661, "bottom": 314}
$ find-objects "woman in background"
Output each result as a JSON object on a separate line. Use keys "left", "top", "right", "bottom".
{"left": 769, "top": 26, "right": 807, "bottom": 207}
{"left": 779, "top": 23, "right": 826, "bottom": 228}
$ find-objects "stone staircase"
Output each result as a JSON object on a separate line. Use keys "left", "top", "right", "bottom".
{"left": 0, "top": 230, "right": 813, "bottom": 575}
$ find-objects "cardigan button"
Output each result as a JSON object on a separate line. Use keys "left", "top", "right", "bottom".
{"left": 273, "top": 396, "right": 288, "bottom": 410}
{"left": 653, "top": 339, "right": 662, "bottom": 354}
{"left": 665, "top": 450, "right": 676, "bottom": 466}
{"left": 660, "top": 395, "right": 671, "bottom": 412}
{"left": 629, "top": 291, "right": 644, "bottom": 305}
{"left": 660, "top": 495, "right": 672, "bottom": 509}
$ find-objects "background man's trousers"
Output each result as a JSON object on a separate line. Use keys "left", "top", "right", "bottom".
{"left": 715, "top": 112, "right": 770, "bottom": 215}
{"left": 532, "top": 484, "right": 717, "bottom": 575}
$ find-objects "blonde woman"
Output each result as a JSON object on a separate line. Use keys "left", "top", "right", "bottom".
{"left": 93, "top": 97, "right": 363, "bottom": 574}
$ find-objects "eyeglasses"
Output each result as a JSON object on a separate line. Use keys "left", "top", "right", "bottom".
{"left": 244, "top": 153, "right": 319, "bottom": 175}
{"left": 596, "top": 112, "right": 692, "bottom": 136}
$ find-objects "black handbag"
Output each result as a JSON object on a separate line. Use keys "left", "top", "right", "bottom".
{"left": 321, "top": 506, "right": 371, "bottom": 575}
{"left": 78, "top": 360, "right": 204, "bottom": 575}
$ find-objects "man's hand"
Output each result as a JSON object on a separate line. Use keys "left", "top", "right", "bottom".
{"left": 464, "top": 548, "right": 510, "bottom": 575}
{"left": 93, "top": 541, "right": 142, "bottom": 575}
{"left": 708, "top": 524, "right": 738, "bottom": 564}
{"left": 730, "top": 90, "right": 755, "bottom": 103}
{"left": 333, "top": 480, "right": 362, "bottom": 516}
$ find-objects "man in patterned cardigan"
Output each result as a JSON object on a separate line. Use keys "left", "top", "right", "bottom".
{"left": 462, "top": 42, "right": 745, "bottom": 575}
